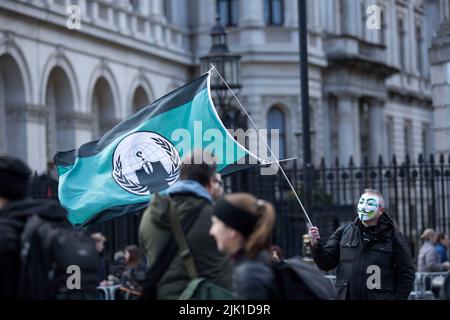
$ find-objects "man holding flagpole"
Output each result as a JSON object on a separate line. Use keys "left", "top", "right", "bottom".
{"left": 308, "top": 189, "right": 415, "bottom": 300}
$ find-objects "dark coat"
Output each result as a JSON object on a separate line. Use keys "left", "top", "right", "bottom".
{"left": 120, "top": 262, "right": 148, "bottom": 292}
{"left": 0, "top": 198, "right": 67, "bottom": 299}
{"left": 232, "top": 250, "right": 278, "bottom": 300}
{"left": 139, "top": 191, "right": 232, "bottom": 299}
{"left": 311, "top": 212, "right": 415, "bottom": 300}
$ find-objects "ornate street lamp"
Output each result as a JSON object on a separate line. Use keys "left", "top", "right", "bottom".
{"left": 200, "top": 17, "right": 243, "bottom": 129}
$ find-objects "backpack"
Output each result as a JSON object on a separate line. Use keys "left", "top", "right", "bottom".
{"left": 0, "top": 217, "right": 22, "bottom": 299}
{"left": 272, "top": 258, "right": 337, "bottom": 300}
{"left": 142, "top": 195, "right": 210, "bottom": 299}
{"left": 18, "top": 215, "right": 99, "bottom": 300}
{"left": 165, "top": 196, "right": 232, "bottom": 300}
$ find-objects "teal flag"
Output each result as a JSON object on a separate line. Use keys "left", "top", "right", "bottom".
{"left": 54, "top": 72, "right": 262, "bottom": 226}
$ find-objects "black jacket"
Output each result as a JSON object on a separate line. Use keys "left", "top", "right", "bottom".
{"left": 311, "top": 213, "right": 415, "bottom": 300}
{"left": 232, "top": 250, "right": 278, "bottom": 300}
{"left": 0, "top": 198, "right": 67, "bottom": 299}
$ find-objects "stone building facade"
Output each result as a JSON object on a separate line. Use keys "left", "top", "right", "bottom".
{"left": 0, "top": 0, "right": 448, "bottom": 172}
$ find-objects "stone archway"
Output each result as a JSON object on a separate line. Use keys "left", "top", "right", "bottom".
{"left": 92, "top": 77, "right": 116, "bottom": 137}
{"left": 0, "top": 54, "right": 27, "bottom": 161}
{"left": 45, "top": 66, "right": 75, "bottom": 157}
{"left": 131, "top": 86, "right": 150, "bottom": 113}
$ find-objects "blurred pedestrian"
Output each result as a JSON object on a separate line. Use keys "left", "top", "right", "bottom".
{"left": 139, "top": 151, "right": 231, "bottom": 299}
{"left": 120, "top": 245, "right": 147, "bottom": 294}
{"left": 308, "top": 188, "right": 415, "bottom": 300}
{"left": 209, "top": 193, "right": 278, "bottom": 299}
{"left": 101, "top": 250, "right": 125, "bottom": 286}
{"left": 435, "top": 232, "right": 449, "bottom": 264}
{"left": 110, "top": 250, "right": 126, "bottom": 279}
{"left": 0, "top": 155, "right": 98, "bottom": 299}
{"left": 418, "top": 229, "right": 450, "bottom": 272}
{"left": 0, "top": 155, "right": 32, "bottom": 299}
{"left": 91, "top": 232, "right": 107, "bottom": 284}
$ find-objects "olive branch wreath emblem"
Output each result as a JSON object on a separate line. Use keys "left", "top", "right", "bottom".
{"left": 112, "top": 137, "right": 181, "bottom": 195}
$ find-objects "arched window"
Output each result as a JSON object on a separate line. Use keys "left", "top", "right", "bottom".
{"left": 0, "top": 54, "right": 27, "bottom": 161}
{"left": 267, "top": 107, "right": 286, "bottom": 159}
{"left": 45, "top": 66, "right": 76, "bottom": 157}
{"left": 217, "top": 0, "right": 238, "bottom": 27}
{"left": 132, "top": 86, "right": 150, "bottom": 113}
{"left": 92, "top": 77, "right": 116, "bottom": 137}
{"left": 264, "top": 0, "right": 284, "bottom": 26}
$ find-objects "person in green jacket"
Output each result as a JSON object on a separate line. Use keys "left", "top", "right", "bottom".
{"left": 138, "top": 154, "right": 231, "bottom": 299}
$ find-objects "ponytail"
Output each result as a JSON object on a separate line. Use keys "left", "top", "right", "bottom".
{"left": 224, "top": 193, "right": 275, "bottom": 259}
{"left": 245, "top": 200, "right": 275, "bottom": 259}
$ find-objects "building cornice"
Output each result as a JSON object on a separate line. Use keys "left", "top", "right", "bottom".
{"left": 5, "top": 103, "right": 47, "bottom": 121}
{"left": 0, "top": 0, "right": 193, "bottom": 66}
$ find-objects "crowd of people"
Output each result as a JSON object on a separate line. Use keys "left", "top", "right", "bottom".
{"left": 1, "top": 153, "right": 450, "bottom": 300}
{"left": 93, "top": 236, "right": 148, "bottom": 299}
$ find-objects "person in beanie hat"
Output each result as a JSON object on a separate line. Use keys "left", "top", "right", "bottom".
{"left": 0, "top": 155, "right": 32, "bottom": 207}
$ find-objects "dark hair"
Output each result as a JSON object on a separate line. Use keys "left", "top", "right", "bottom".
{"left": 125, "top": 245, "right": 141, "bottom": 267}
{"left": 437, "top": 232, "right": 448, "bottom": 243}
{"left": 180, "top": 150, "right": 216, "bottom": 187}
{"left": 271, "top": 245, "right": 284, "bottom": 261}
{"left": 225, "top": 193, "right": 275, "bottom": 259}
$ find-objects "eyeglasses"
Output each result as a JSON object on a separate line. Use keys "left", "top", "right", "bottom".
{"left": 213, "top": 178, "right": 224, "bottom": 187}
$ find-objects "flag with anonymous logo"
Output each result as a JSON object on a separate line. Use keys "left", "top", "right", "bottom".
{"left": 54, "top": 72, "right": 265, "bottom": 226}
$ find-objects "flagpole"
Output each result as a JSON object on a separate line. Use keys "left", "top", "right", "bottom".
{"left": 209, "top": 64, "right": 314, "bottom": 228}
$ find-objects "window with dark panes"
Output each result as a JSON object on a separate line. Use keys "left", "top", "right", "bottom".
{"left": 398, "top": 18, "right": 406, "bottom": 68}
{"left": 267, "top": 107, "right": 287, "bottom": 159}
{"left": 217, "top": 0, "right": 238, "bottom": 27}
{"left": 380, "top": 6, "right": 386, "bottom": 45}
{"left": 129, "top": 0, "right": 139, "bottom": 12}
{"left": 264, "top": 0, "right": 284, "bottom": 26}
{"left": 416, "top": 24, "right": 423, "bottom": 73}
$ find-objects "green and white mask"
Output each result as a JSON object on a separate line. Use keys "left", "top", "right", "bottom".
{"left": 357, "top": 193, "right": 381, "bottom": 221}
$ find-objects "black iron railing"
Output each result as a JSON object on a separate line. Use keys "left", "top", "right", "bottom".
{"left": 225, "top": 154, "right": 450, "bottom": 258}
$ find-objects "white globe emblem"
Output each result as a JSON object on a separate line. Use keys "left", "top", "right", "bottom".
{"left": 112, "top": 132, "right": 181, "bottom": 195}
